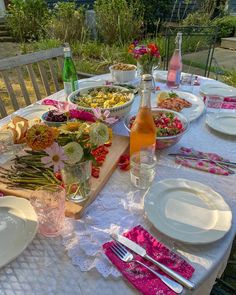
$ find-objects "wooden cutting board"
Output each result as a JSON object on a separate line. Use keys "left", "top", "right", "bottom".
{"left": 0, "top": 134, "right": 129, "bottom": 219}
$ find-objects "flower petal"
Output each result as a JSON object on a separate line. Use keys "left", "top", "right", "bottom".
{"left": 53, "top": 164, "right": 60, "bottom": 173}
{"left": 92, "top": 108, "right": 102, "bottom": 119}
{"left": 103, "top": 110, "right": 110, "bottom": 118}
{"left": 105, "top": 117, "right": 118, "bottom": 125}
{"left": 41, "top": 156, "right": 52, "bottom": 165}
{"left": 44, "top": 162, "right": 53, "bottom": 168}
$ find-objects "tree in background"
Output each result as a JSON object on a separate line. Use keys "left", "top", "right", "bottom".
{"left": 7, "top": 0, "right": 49, "bottom": 42}
{"left": 128, "top": 0, "right": 173, "bottom": 34}
{"left": 94, "top": 0, "right": 144, "bottom": 45}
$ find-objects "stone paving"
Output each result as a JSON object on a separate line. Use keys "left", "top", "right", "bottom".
{"left": 0, "top": 42, "right": 21, "bottom": 60}
{"left": 183, "top": 47, "right": 236, "bottom": 72}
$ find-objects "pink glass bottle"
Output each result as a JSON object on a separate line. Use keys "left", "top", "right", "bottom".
{"left": 167, "top": 32, "right": 182, "bottom": 88}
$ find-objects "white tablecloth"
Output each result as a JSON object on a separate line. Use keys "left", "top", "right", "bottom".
{"left": 0, "top": 73, "right": 235, "bottom": 295}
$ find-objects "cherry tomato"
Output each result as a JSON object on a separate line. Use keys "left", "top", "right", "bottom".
{"left": 70, "top": 184, "right": 79, "bottom": 193}
{"left": 54, "top": 171, "right": 62, "bottom": 181}
{"left": 118, "top": 154, "right": 130, "bottom": 171}
{"left": 92, "top": 167, "right": 100, "bottom": 178}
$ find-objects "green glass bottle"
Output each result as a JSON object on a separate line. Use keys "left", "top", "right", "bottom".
{"left": 62, "top": 44, "right": 78, "bottom": 98}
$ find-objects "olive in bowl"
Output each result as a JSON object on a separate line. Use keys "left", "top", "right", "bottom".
{"left": 41, "top": 110, "right": 69, "bottom": 127}
{"left": 124, "top": 109, "right": 189, "bottom": 149}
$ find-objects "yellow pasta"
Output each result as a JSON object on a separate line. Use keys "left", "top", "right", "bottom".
{"left": 74, "top": 87, "right": 132, "bottom": 109}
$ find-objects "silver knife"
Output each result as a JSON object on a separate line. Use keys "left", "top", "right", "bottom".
{"left": 168, "top": 153, "right": 236, "bottom": 168}
{"left": 112, "top": 234, "right": 195, "bottom": 290}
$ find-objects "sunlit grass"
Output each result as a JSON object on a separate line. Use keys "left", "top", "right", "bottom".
{"left": 222, "top": 69, "right": 236, "bottom": 87}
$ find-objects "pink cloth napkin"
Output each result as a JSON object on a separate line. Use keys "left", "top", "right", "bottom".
{"left": 0, "top": 191, "right": 5, "bottom": 197}
{"left": 175, "top": 147, "right": 231, "bottom": 176}
{"left": 41, "top": 99, "right": 78, "bottom": 111}
{"left": 203, "top": 96, "right": 236, "bottom": 109}
{"left": 103, "top": 225, "right": 194, "bottom": 295}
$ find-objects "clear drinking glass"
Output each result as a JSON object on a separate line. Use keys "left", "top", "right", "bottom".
{"left": 61, "top": 160, "right": 91, "bottom": 203}
{"left": 30, "top": 184, "right": 65, "bottom": 237}
{"left": 130, "top": 151, "right": 157, "bottom": 189}
{"left": 180, "top": 73, "right": 193, "bottom": 92}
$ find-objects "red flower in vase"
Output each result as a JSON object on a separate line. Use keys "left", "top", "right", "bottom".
{"left": 147, "top": 43, "right": 160, "bottom": 58}
{"left": 128, "top": 41, "right": 160, "bottom": 60}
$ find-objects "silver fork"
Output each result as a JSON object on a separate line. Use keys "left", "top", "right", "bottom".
{"left": 110, "top": 242, "right": 183, "bottom": 294}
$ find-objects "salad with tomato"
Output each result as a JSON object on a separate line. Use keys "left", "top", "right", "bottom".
{"left": 129, "top": 112, "right": 184, "bottom": 137}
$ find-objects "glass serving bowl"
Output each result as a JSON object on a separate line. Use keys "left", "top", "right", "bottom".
{"left": 124, "top": 108, "right": 190, "bottom": 149}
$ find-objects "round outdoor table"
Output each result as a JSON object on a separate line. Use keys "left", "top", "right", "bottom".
{"left": 0, "top": 72, "right": 235, "bottom": 295}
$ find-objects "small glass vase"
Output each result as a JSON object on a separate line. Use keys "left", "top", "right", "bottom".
{"left": 137, "top": 62, "right": 153, "bottom": 76}
{"left": 137, "top": 61, "right": 160, "bottom": 77}
{"left": 61, "top": 160, "right": 91, "bottom": 203}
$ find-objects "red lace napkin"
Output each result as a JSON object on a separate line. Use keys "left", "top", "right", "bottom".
{"left": 103, "top": 225, "right": 195, "bottom": 295}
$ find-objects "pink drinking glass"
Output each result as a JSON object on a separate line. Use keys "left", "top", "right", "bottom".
{"left": 30, "top": 184, "right": 65, "bottom": 237}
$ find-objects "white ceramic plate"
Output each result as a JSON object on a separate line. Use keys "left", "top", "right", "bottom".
{"left": 154, "top": 90, "right": 205, "bottom": 122}
{"left": 78, "top": 79, "right": 106, "bottom": 88}
{"left": 199, "top": 82, "right": 236, "bottom": 97}
{"left": 0, "top": 196, "right": 38, "bottom": 268}
{"left": 13, "top": 104, "right": 56, "bottom": 121}
{"left": 0, "top": 105, "right": 56, "bottom": 129}
{"left": 154, "top": 70, "right": 168, "bottom": 82}
{"left": 144, "top": 179, "right": 232, "bottom": 244}
{"left": 206, "top": 112, "right": 236, "bottom": 136}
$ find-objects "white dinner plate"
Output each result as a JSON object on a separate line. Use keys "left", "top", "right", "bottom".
{"left": 144, "top": 179, "right": 232, "bottom": 244}
{"left": 206, "top": 112, "right": 236, "bottom": 136}
{"left": 199, "top": 82, "right": 236, "bottom": 97}
{"left": 154, "top": 90, "right": 205, "bottom": 122}
{"left": 154, "top": 70, "right": 168, "bottom": 82}
{"left": 13, "top": 104, "right": 56, "bottom": 121}
{"left": 0, "top": 196, "right": 38, "bottom": 268}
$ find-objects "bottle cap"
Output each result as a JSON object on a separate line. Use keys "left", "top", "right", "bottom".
{"left": 63, "top": 43, "right": 71, "bottom": 52}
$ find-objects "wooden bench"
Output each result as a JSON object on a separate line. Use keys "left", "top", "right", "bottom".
{"left": 0, "top": 47, "right": 64, "bottom": 117}
{"left": 0, "top": 47, "right": 95, "bottom": 118}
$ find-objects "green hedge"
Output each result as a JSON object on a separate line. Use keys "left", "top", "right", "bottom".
{"left": 213, "top": 15, "right": 236, "bottom": 39}
{"left": 7, "top": 0, "right": 49, "bottom": 42}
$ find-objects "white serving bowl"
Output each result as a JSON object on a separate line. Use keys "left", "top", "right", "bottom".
{"left": 68, "top": 85, "right": 135, "bottom": 119}
{"left": 109, "top": 64, "right": 137, "bottom": 83}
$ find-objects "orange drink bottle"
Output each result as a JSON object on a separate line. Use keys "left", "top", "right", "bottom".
{"left": 130, "top": 89, "right": 156, "bottom": 156}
